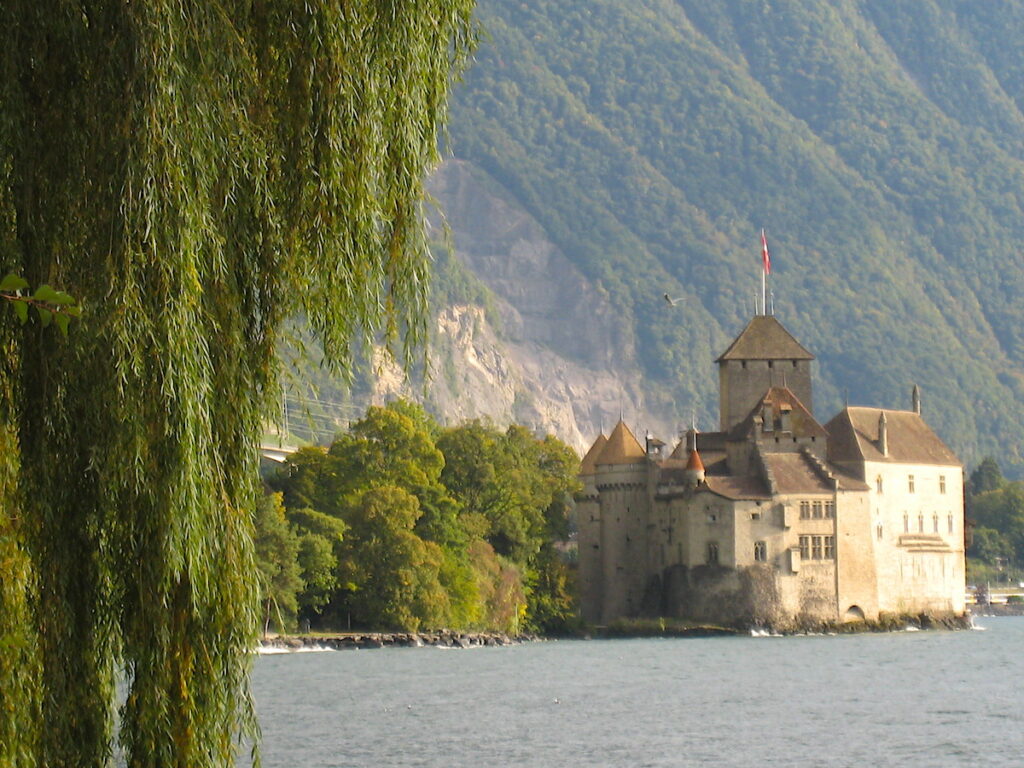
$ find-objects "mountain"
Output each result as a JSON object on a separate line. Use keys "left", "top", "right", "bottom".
{"left": 399, "top": 0, "right": 1024, "bottom": 472}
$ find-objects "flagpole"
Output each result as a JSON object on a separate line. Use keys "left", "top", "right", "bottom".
{"left": 760, "top": 228, "right": 771, "bottom": 316}
{"left": 760, "top": 228, "right": 767, "bottom": 315}
{"left": 761, "top": 263, "right": 766, "bottom": 316}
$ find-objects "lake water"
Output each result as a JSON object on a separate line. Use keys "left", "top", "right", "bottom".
{"left": 250, "top": 617, "right": 1024, "bottom": 767}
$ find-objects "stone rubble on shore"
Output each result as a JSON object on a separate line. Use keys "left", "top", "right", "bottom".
{"left": 260, "top": 630, "right": 535, "bottom": 652}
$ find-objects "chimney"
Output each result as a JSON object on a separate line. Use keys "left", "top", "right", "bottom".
{"left": 878, "top": 412, "right": 888, "bottom": 457}
{"left": 912, "top": 384, "right": 921, "bottom": 415}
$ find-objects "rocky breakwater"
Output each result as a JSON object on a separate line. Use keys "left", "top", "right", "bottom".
{"left": 260, "top": 630, "right": 534, "bottom": 652}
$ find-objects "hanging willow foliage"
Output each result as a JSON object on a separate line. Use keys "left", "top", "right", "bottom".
{"left": 0, "top": 1, "right": 475, "bottom": 765}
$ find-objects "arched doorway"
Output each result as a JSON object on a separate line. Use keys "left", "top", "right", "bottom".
{"left": 844, "top": 605, "right": 865, "bottom": 622}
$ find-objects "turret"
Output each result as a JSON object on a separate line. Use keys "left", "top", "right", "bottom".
{"left": 683, "top": 427, "right": 705, "bottom": 487}
{"left": 912, "top": 384, "right": 921, "bottom": 415}
{"left": 878, "top": 412, "right": 888, "bottom": 457}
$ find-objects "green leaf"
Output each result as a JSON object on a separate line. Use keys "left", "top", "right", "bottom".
{"left": 32, "top": 285, "right": 59, "bottom": 303}
{"left": 54, "top": 313, "right": 70, "bottom": 336}
{"left": 36, "top": 307, "right": 52, "bottom": 328}
{"left": 13, "top": 300, "right": 28, "bottom": 324}
{"left": 49, "top": 291, "right": 75, "bottom": 306}
{"left": 0, "top": 273, "right": 28, "bottom": 292}
{"left": 64, "top": 305, "right": 83, "bottom": 317}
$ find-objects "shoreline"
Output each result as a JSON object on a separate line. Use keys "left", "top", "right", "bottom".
{"left": 259, "top": 610, "right": 989, "bottom": 652}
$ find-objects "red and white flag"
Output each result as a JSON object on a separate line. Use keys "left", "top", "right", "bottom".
{"left": 761, "top": 229, "right": 771, "bottom": 275}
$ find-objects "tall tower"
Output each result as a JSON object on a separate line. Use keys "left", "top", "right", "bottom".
{"left": 716, "top": 316, "right": 814, "bottom": 432}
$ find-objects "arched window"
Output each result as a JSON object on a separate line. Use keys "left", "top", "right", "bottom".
{"left": 903, "top": 513, "right": 909, "bottom": 533}
{"left": 876, "top": 523, "right": 883, "bottom": 541}
{"left": 918, "top": 513, "right": 924, "bottom": 533}
{"left": 877, "top": 476, "right": 883, "bottom": 494}
{"left": 754, "top": 541, "right": 767, "bottom": 562}
{"left": 932, "top": 513, "right": 939, "bottom": 533}
{"left": 707, "top": 542, "right": 719, "bottom": 565}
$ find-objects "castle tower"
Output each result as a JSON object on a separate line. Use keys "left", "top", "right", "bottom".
{"left": 594, "top": 419, "right": 648, "bottom": 623}
{"left": 577, "top": 433, "right": 607, "bottom": 625}
{"left": 716, "top": 316, "right": 814, "bottom": 432}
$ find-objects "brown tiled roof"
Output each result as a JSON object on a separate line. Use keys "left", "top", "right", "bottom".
{"left": 829, "top": 466, "right": 870, "bottom": 491}
{"left": 700, "top": 475, "right": 772, "bottom": 500}
{"left": 579, "top": 433, "right": 607, "bottom": 476}
{"left": 716, "top": 316, "right": 814, "bottom": 362}
{"left": 761, "top": 452, "right": 832, "bottom": 494}
{"left": 671, "top": 431, "right": 727, "bottom": 458}
{"left": 825, "top": 407, "right": 959, "bottom": 466}
{"left": 728, "top": 386, "right": 827, "bottom": 441}
{"left": 595, "top": 420, "right": 646, "bottom": 465}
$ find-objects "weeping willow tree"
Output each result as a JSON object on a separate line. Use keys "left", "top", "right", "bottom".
{"left": 0, "top": 1, "right": 475, "bottom": 765}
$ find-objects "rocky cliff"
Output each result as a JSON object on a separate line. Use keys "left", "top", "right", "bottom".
{"left": 367, "top": 160, "right": 679, "bottom": 453}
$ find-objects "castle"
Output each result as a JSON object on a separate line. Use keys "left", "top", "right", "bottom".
{"left": 577, "top": 314, "right": 966, "bottom": 628}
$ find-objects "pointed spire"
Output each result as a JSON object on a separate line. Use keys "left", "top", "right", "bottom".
{"left": 595, "top": 420, "right": 646, "bottom": 465}
{"left": 912, "top": 384, "right": 921, "bottom": 415}
{"left": 878, "top": 412, "right": 888, "bottom": 457}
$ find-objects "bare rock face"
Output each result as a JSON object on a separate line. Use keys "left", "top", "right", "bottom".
{"left": 367, "top": 160, "right": 677, "bottom": 453}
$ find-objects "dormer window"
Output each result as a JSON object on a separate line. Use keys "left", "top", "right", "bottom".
{"left": 939, "top": 475, "right": 946, "bottom": 494}
{"left": 908, "top": 475, "right": 915, "bottom": 493}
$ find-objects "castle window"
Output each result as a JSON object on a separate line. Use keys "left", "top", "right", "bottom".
{"left": 903, "top": 513, "right": 909, "bottom": 533}
{"left": 751, "top": 511, "right": 762, "bottom": 520}
{"left": 706, "top": 512, "right": 718, "bottom": 523}
{"left": 908, "top": 475, "right": 915, "bottom": 493}
{"left": 933, "top": 513, "right": 939, "bottom": 533}
{"left": 948, "top": 514, "right": 954, "bottom": 534}
{"left": 754, "top": 541, "right": 767, "bottom": 562}
{"left": 811, "top": 536, "right": 823, "bottom": 560}
{"left": 812, "top": 501, "right": 823, "bottom": 519}
{"left": 707, "top": 543, "right": 719, "bottom": 565}
{"left": 792, "top": 360, "right": 798, "bottom": 368}
{"left": 876, "top": 524, "right": 883, "bottom": 541}
{"left": 824, "top": 501, "right": 835, "bottom": 519}
{"left": 918, "top": 513, "right": 924, "bottom": 533}
{"left": 800, "top": 501, "right": 810, "bottom": 519}
{"left": 877, "top": 476, "right": 884, "bottom": 494}
{"left": 824, "top": 536, "right": 835, "bottom": 559}
{"left": 940, "top": 475, "right": 946, "bottom": 494}
{"left": 767, "top": 360, "right": 774, "bottom": 369}
{"left": 799, "top": 536, "right": 810, "bottom": 559}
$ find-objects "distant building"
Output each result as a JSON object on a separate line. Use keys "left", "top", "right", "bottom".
{"left": 577, "top": 315, "right": 965, "bottom": 628}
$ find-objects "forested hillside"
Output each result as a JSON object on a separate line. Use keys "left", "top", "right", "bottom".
{"left": 437, "top": 0, "right": 1024, "bottom": 473}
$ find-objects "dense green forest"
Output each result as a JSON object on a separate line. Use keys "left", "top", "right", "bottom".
{"left": 259, "top": 401, "right": 580, "bottom": 634}
{"left": 442, "top": 0, "right": 1024, "bottom": 474}
{"left": 966, "top": 457, "right": 1024, "bottom": 585}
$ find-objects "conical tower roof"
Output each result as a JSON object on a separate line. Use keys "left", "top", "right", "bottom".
{"left": 595, "top": 420, "right": 646, "bottom": 465}
{"left": 579, "top": 433, "right": 608, "bottom": 476}
{"left": 685, "top": 447, "right": 705, "bottom": 473}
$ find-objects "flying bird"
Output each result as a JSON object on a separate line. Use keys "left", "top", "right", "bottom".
{"left": 664, "top": 293, "right": 685, "bottom": 306}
